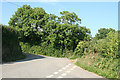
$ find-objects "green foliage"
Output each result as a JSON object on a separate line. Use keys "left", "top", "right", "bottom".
{"left": 2, "top": 25, "right": 25, "bottom": 62}
{"left": 9, "top": 5, "right": 49, "bottom": 44}
{"left": 20, "top": 42, "right": 73, "bottom": 58}
{"left": 106, "top": 31, "right": 118, "bottom": 58}
{"left": 15, "top": 26, "right": 43, "bottom": 44}
{"left": 8, "top": 5, "right": 48, "bottom": 43}
{"left": 8, "top": 5, "right": 47, "bottom": 27}
{"left": 8, "top": 5, "right": 91, "bottom": 52}
{"left": 88, "top": 31, "right": 118, "bottom": 58}
{"left": 44, "top": 22, "right": 91, "bottom": 51}
{"left": 74, "top": 41, "right": 89, "bottom": 56}
{"left": 6, "top": 4, "right": 118, "bottom": 78}
{"left": 75, "top": 54, "right": 119, "bottom": 78}
{"left": 95, "top": 28, "right": 115, "bottom": 39}
{"left": 60, "top": 11, "right": 81, "bottom": 25}
{"left": 69, "top": 55, "right": 79, "bottom": 60}
{"left": 5, "top": 4, "right": 119, "bottom": 79}
{"left": 9, "top": 5, "right": 91, "bottom": 54}
{"left": 74, "top": 30, "right": 118, "bottom": 78}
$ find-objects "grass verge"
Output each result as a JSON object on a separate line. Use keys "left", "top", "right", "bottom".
{"left": 75, "top": 53, "right": 119, "bottom": 79}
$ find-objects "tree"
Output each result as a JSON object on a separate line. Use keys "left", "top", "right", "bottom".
{"left": 8, "top": 5, "right": 48, "bottom": 43}
{"left": 44, "top": 21, "right": 91, "bottom": 52}
{"left": 8, "top": 5, "right": 91, "bottom": 53}
{"left": 95, "top": 28, "right": 115, "bottom": 39}
{"left": 8, "top": 5, "right": 47, "bottom": 28}
{"left": 59, "top": 11, "right": 81, "bottom": 25}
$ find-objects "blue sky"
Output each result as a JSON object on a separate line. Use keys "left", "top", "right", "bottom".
{"left": 2, "top": 2, "right": 118, "bottom": 37}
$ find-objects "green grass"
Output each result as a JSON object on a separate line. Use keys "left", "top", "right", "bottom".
{"left": 75, "top": 53, "right": 119, "bottom": 78}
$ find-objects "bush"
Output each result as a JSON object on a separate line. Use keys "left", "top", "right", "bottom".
{"left": 20, "top": 41, "right": 75, "bottom": 58}
{"left": 74, "top": 41, "right": 88, "bottom": 56}
{"left": 74, "top": 31, "right": 119, "bottom": 78}
{"left": 20, "top": 42, "right": 62, "bottom": 57}
{"left": 2, "top": 25, "right": 25, "bottom": 62}
{"left": 75, "top": 54, "right": 119, "bottom": 78}
{"left": 88, "top": 31, "right": 118, "bottom": 58}
{"left": 63, "top": 49, "right": 74, "bottom": 58}
{"left": 88, "top": 39, "right": 107, "bottom": 54}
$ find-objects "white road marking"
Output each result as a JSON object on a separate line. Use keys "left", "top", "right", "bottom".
{"left": 65, "top": 65, "right": 69, "bottom": 68}
{"left": 66, "top": 70, "right": 71, "bottom": 73}
{"left": 46, "top": 75, "right": 54, "bottom": 78}
{"left": 53, "top": 72, "right": 59, "bottom": 74}
{"left": 57, "top": 64, "right": 77, "bottom": 78}
{"left": 61, "top": 73, "right": 67, "bottom": 76}
{"left": 58, "top": 76, "right": 63, "bottom": 78}
{"left": 46, "top": 63, "right": 73, "bottom": 78}
{"left": 70, "top": 68, "right": 74, "bottom": 71}
{"left": 73, "top": 66, "right": 77, "bottom": 69}
{"left": 62, "top": 67, "right": 66, "bottom": 70}
{"left": 68, "top": 63, "right": 71, "bottom": 66}
{"left": 70, "top": 66, "right": 77, "bottom": 71}
{"left": 58, "top": 69, "right": 62, "bottom": 72}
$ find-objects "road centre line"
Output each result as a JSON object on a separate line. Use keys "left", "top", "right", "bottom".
{"left": 46, "top": 75, "right": 54, "bottom": 78}
{"left": 68, "top": 63, "right": 71, "bottom": 66}
{"left": 53, "top": 72, "right": 59, "bottom": 74}
{"left": 70, "top": 68, "right": 74, "bottom": 71}
{"left": 65, "top": 64, "right": 70, "bottom": 68}
{"left": 58, "top": 65, "right": 77, "bottom": 78}
{"left": 46, "top": 63, "right": 72, "bottom": 78}
{"left": 61, "top": 73, "right": 67, "bottom": 76}
{"left": 62, "top": 67, "right": 66, "bottom": 70}
{"left": 73, "top": 66, "right": 77, "bottom": 68}
{"left": 66, "top": 70, "right": 71, "bottom": 73}
{"left": 58, "top": 69, "right": 62, "bottom": 72}
{"left": 58, "top": 76, "right": 63, "bottom": 78}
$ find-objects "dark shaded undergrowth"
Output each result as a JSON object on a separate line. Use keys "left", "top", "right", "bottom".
{"left": 2, "top": 25, "right": 26, "bottom": 62}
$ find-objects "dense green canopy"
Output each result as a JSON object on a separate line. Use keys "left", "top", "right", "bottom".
{"left": 94, "top": 28, "right": 115, "bottom": 39}
{"left": 8, "top": 5, "right": 91, "bottom": 52}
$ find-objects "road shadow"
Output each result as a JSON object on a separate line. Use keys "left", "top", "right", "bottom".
{"left": 3, "top": 53, "right": 46, "bottom": 64}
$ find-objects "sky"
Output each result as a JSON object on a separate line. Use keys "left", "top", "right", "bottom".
{"left": 1, "top": 2, "right": 118, "bottom": 37}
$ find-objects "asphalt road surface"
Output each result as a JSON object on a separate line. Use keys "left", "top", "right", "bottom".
{"left": 2, "top": 53, "right": 103, "bottom": 78}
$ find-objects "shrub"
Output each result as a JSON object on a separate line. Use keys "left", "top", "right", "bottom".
{"left": 88, "top": 39, "right": 107, "bottom": 55}
{"left": 20, "top": 41, "right": 75, "bottom": 58}
{"left": 76, "top": 53, "right": 119, "bottom": 78}
{"left": 2, "top": 25, "right": 25, "bottom": 62}
{"left": 19, "top": 42, "right": 31, "bottom": 53}
{"left": 74, "top": 41, "right": 88, "bottom": 56}
{"left": 74, "top": 31, "right": 119, "bottom": 78}
{"left": 88, "top": 31, "right": 118, "bottom": 58}
{"left": 20, "top": 42, "right": 63, "bottom": 57}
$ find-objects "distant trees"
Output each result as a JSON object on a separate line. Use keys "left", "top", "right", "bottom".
{"left": 95, "top": 28, "right": 115, "bottom": 39}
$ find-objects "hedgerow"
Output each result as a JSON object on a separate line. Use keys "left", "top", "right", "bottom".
{"left": 74, "top": 31, "right": 119, "bottom": 78}
{"left": 2, "top": 25, "right": 25, "bottom": 62}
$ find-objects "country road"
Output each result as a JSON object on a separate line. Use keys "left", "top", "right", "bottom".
{"left": 2, "top": 53, "right": 103, "bottom": 78}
